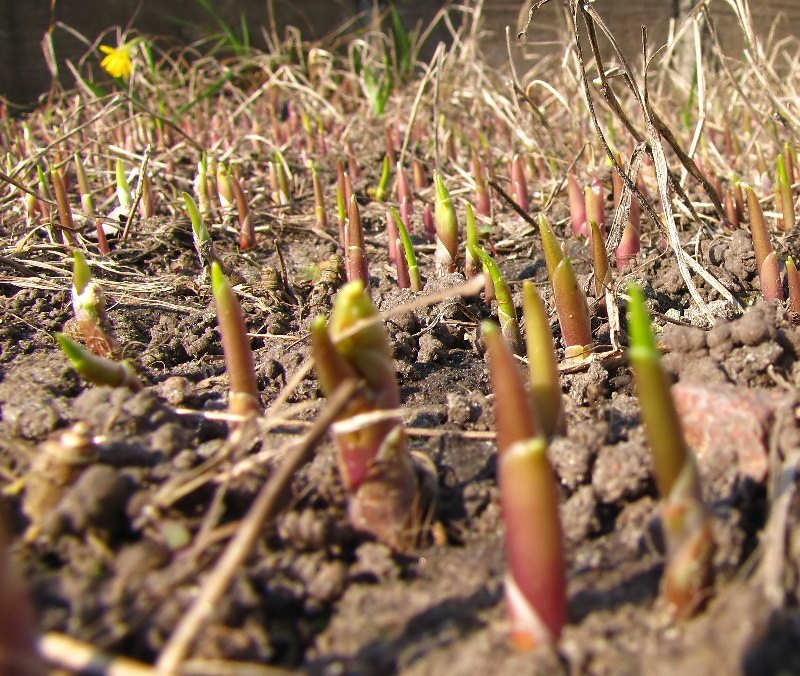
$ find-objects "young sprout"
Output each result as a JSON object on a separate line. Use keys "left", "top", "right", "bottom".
{"left": 744, "top": 184, "right": 783, "bottom": 299}
{"left": 472, "top": 151, "right": 490, "bottom": 217}
{"left": 482, "top": 321, "right": 566, "bottom": 650}
{"left": 590, "top": 220, "right": 611, "bottom": 305}
{"left": 537, "top": 214, "right": 563, "bottom": 282}
{"left": 311, "top": 164, "right": 328, "bottom": 230}
{"left": 75, "top": 154, "right": 109, "bottom": 255}
{"left": 760, "top": 251, "right": 784, "bottom": 301}
{"left": 731, "top": 176, "right": 744, "bottom": 224}
{"left": 433, "top": 171, "right": 458, "bottom": 275}
{"left": 777, "top": 154, "right": 795, "bottom": 232}
{"left": 422, "top": 203, "right": 435, "bottom": 242}
{"left": 0, "top": 523, "right": 45, "bottom": 674}
{"left": 476, "top": 248, "right": 521, "bottom": 353}
{"left": 345, "top": 194, "right": 369, "bottom": 285}
{"left": 389, "top": 207, "right": 421, "bottom": 291}
{"left": 345, "top": 141, "right": 361, "bottom": 180}
{"left": 335, "top": 181, "right": 347, "bottom": 248}
{"left": 57, "top": 332, "right": 142, "bottom": 391}
{"left": 411, "top": 156, "right": 426, "bottom": 191}
{"left": 230, "top": 175, "right": 255, "bottom": 251}
{"left": 385, "top": 209, "right": 399, "bottom": 263}
{"left": 140, "top": 172, "right": 154, "bottom": 219}
{"left": 523, "top": 282, "right": 565, "bottom": 438}
{"left": 211, "top": 262, "right": 261, "bottom": 418}
{"left": 217, "top": 162, "right": 233, "bottom": 211}
{"left": 183, "top": 192, "right": 224, "bottom": 273}
{"left": 784, "top": 141, "right": 796, "bottom": 187}
{"left": 115, "top": 159, "right": 132, "bottom": 212}
{"left": 72, "top": 250, "right": 118, "bottom": 358}
{"left": 273, "top": 151, "right": 292, "bottom": 205}
{"left": 723, "top": 187, "right": 739, "bottom": 230}
{"left": 552, "top": 257, "right": 593, "bottom": 365}
{"left": 584, "top": 178, "right": 605, "bottom": 238}
{"left": 567, "top": 169, "right": 587, "bottom": 236}
{"left": 627, "top": 284, "right": 714, "bottom": 619}
{"left": 35, "top": 165, "right": 51, "bottom": 224}
{"left": 745, "top": 185, "right": 772, "bottom": 271}
{"left": 464, "top": 202, "right": 480, "bottom": 278}
{"left": 374, "top": 155, "right": 390, "bottom": 202}
{"left": 511, "top": 153, "right": 529, "bottom": 214}
{"left": 311, "top": 281, "right": 421, "bottom": 550}
{"left": 787, "top": 256, "right": 800, "bottom": 320}
{"left": 396, "top": 161, "right": 414, "bottom": 227}
{"left": 50, "top": 167, "right": 77, "bottom": 246}
{"left": 611, "top": 159, "right": 641, "bottom": 269}
{"left": 194, "top": 152, "right": 212, "bottom": 218}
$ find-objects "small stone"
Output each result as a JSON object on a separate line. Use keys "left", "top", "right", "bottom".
{"left": 445, "top": 392, "right": 472, "bottom": 425}
{"left": 672, "top": 381, "right": 787, "bottom": 483}
{"left": 155, "top": 376, "right": 194, "bottom": 406}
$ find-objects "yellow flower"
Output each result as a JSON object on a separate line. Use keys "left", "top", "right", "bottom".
{"left": 99, "top": 41, "right": 137, "bottom": 80}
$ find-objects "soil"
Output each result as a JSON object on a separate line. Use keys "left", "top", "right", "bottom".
{"left": 2, "top": 7, "right": 800, "bottom": 675}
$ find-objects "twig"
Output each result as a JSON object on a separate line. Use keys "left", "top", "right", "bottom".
{"left": 121, "top": 144, "right": 151, "bottom": 240}
{"left": 155, "top": 379, "right": 359, "bottom": 673}
{"left": 40, "top": 632, "right": 154, "bottom": 675}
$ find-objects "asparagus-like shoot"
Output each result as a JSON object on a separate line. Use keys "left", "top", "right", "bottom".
{"left": 627, "top": 284, "right": 714, "bottom": 619}
{"left": 194, "top": 152, "right": 212, "bottom": 218}
{"left": 75, "top": 154, "right": 109, "bottom": 255}
{"left": 745, "top": 185, "right": 772, "bottom": 270}
{"left": 433, "top": 171, "right": 458, "bottom": 275}
{"left": 345, "top": 195, "right": 369, "bottom": 285}
{"left": 787, "top": 256, "right": 800, "bottom": 320}
{"left": 211, "top": 262, "right": 261, "bottom": 418}
{"left": 57, "top": 332, "right": 142, "bottom": 391}
{"left": 472, "top": 152, "right": 490, "bottom": 217}
{"left": 72, "top": 250, "right": 118, "bottom": 358}
{"left": 732, "top": 174, "right": 745, "bottom": 223}
{"left": 231, "top": 175, "right": 255, "bottom": 251}
{"left": 511, "top": 154, "right": 529, "bottom": 214}
{"left": 523, "top": 282, "right": 564, "bottom": 438}
{"left": 476, "top": 248, "right": 521, "bottom": 353}
{"left": 590, "top": 219, "right": 611, "bottom": 303}
{"left": 567, "top": 170, "right": 587, "bottom": 236}
{"left": 483, "top": 321, "right": 566, "bottom": 649}
{"left": 311, "top": 164, "right": 328, "bottom": 230}
{"left": 552, "top": 257, "right": 593, "bottom": 364}
{"left": 311, "top": 281, "right": 420, "bottom": 550}
{"left": 760, "top": 251, "right": 784, "bottom": 301}
{"left": 778, "top": 153, "right": 795, "bottom": 232}
{"left": 537, "top": 214, "right": 563, "bottom": 282}
{"left": 584, "top": 178, "right": 605, "bottom": 237}
{"left": 50, "top": 167, "right": 77, "bottom": 245}
{"left": 115, "top": 159, "right": 132, "bottom": 211}
{"left": 374, "top": 155, "right": 390, "bottom": 202}
{"left": 464, "top": 202, "right": 480, "bottom": 278}
{"left": 389, "top": 207, "right": 421, "bottom": 291}
{"left": 183, "top": 192, "right": 224, "bottom": 272}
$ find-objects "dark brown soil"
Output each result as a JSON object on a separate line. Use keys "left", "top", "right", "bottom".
{"left": 2, "top": 7, "right": 800, "bottom": 675}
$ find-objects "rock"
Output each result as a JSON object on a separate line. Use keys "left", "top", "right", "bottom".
{"left": 672, "top": 381, "right": 788, "bottom": 483}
